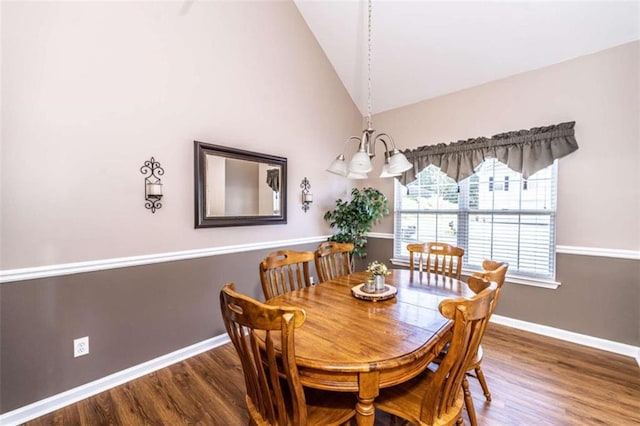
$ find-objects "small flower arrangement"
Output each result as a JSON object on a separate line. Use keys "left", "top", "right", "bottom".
{"left": 367, "top": 261, "right": 390, "bottom": 276}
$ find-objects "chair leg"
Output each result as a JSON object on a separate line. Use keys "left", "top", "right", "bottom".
{"left": 462, "top": 377, "right": 478, "bottom": 426}
{"left": 475, "top": 365, "right": 492, "bottom": 401}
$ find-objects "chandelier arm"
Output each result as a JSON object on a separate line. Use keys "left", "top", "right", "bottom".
{"left": 374, "top": 133, "right": 397, "bottom": 152}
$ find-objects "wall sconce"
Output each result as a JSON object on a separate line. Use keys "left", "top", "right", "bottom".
{"left": 140, "top": 157, "right": 164, "bottom": 213}
{"left": 301, "top": 177, "right": 312, "bottom": 213}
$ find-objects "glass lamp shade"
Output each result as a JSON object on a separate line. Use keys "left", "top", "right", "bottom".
{"left": 379, "top": 163, "right": 401, "bottom": 178}
{"left": 347, "top": 170, "right": 368, "bottom": 179}
{"left": 326, "top": 154, "right": 348, "bottom": 176}
{"left": 348, "top": 151, "right": 373, "bottom": 173}
{"left": 387, "top": 150, "right": 413, "bottom": 174}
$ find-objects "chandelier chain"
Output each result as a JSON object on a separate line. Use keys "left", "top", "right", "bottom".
{"left": 366, "top": 0, "right": 372, "bottom": 129}
{"left": 325, "top": 0, "right": 412, "bottom": 179}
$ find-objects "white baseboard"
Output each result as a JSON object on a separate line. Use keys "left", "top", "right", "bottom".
{"left": 0, "top": 334, "right": 231, "bottom": 426}
{"left": 2, "top": 317, "right": 638, "bottom": 425}
{"left": 490, "top": 314, "right": 640, "bottom": 366}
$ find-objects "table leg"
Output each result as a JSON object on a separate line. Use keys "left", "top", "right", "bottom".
{"left": 355, "top": 371, "right": 379, "bottom": 426}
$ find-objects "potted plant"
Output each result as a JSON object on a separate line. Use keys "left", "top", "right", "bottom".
{"left": 324, "top": 187, "right": 389, "bottom": 263}
{"left": 367, "top": 260, "right": 390, "bottom": 290}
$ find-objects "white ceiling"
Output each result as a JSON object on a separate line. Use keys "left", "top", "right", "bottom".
{"left": 294, "top": 0, "right": 640, "bottom": 115}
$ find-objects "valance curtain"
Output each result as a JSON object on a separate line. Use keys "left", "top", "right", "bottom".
{"left": 399, "top": 121, "right": 579, "bottom": 186}
{"left": 266, "top": 168, "right": 280, "bottom": 192}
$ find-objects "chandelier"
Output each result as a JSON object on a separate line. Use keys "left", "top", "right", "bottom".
{"left": 326, "top": 0, "right": 412, "bottom": 179}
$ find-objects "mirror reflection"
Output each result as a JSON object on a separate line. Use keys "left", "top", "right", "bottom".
{"left": 205, "top": 155, "right": 282, "bottom": 217}
{"left": 194, "top": 141, "right": 287, "bottom": 228}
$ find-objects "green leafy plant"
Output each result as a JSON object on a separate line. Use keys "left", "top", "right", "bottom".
{"left": 324, "top": 187, "right": 389, "bottom": 258}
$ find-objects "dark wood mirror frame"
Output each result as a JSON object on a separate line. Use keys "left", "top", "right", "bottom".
{"left": 194, "top": 141, "right": 287, "bottom": 228}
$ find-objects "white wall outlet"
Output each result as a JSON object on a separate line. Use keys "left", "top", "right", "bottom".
{"left": 74, "top": 336, "right": 89, "bottom": 357}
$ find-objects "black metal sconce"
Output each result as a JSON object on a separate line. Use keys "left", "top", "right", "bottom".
{"left": 301, "top": 177, "right": 312, "bottom": 213}
{"left": 140, "top": 157, "right": 164, "bottom": 213}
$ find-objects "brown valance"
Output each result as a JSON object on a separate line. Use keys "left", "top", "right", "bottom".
{"left": 399, "top": 121, "right": 579, "bottom": 185}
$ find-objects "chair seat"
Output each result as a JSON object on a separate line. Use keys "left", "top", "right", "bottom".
{"left": 375, "top": 370, "right": 464, "bottom": 426}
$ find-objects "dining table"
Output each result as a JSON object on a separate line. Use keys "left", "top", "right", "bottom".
{"left": 264, "top": 268, "right": 476, "bottom": 426}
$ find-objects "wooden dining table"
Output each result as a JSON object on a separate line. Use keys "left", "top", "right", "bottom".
{"left": 264, "top": 268, "right": 476, "bottom": 426}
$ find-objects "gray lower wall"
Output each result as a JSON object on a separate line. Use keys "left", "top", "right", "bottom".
{"left": 366, "top": 237, "right": 640, "bottom": 346}
{"left": 2, "top": 238, "right": 638, "bottom": 414}
{"left": 0, "top": 242, "right": 320, "bottom": 414}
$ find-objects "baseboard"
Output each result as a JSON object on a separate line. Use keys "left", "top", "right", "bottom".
{"left": 0, "top": 334, "right": 231, "bottom": 426}
{"left": 491, "top": 314, "right": 640, "bottom": 366}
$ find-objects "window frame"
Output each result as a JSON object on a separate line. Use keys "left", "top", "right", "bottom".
{"left": 393, "top": 159, "right": 559, "bottom": 284}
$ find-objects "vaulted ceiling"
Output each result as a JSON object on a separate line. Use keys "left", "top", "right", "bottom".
{"left": 294, "top": 1, "right": 640, "bottom": 115}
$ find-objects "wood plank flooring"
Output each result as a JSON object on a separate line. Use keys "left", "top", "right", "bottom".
{"left": 23, "top": 323, "right": 640, "bottom": 425}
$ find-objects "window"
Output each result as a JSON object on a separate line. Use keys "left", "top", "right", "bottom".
{"left": 394, "top": 159, "right": 557, "bottom": 279}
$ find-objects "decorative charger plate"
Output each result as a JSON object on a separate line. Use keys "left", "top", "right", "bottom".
{"left": 351, "top": 283, "right": 397, "bottom": 302}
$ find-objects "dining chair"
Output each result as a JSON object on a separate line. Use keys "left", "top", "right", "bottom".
{"left": 407, "top": 242, "right": 465, "bottom": 279}
{"left": 220, "top": 283, "right": 356, "bottom": 425}
{"left": 259, "top": 250, "right": 314, "bottom": 300}
{"left": 468, "top": 261, "right": 509, "bottom": 401}
{"left": 314, "top": 241, "right": 354, "bottom": 282}
{"left": 374, "top": 276, "right": 497, "bottom": 426}
{"left": 432, "top": 260, "right": 509, "bottom": 426}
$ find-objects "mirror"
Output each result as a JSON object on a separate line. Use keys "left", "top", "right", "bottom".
{"left": 194, "top": 141, "right": 287, "bottom": 228}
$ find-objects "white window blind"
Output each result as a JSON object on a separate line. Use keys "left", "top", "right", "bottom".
{"left": 394, "top": 159, "right": 557, "bottom": 279}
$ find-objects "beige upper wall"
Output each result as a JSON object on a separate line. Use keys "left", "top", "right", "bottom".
{"left": 368, "top": 41, "right": 640, "bottom": 252}
{"left": 1, "top": 1, "right": 361, "bottom": 269}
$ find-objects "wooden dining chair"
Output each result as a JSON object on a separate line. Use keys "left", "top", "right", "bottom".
{"left": 220, "top": 283, "right": 356, "bottom": 425}
{"left": 407, "top": 242, "right": 465, "bottom": 279}
{"left": 432, "top": 260, "right": 509, "bottom": 426}
{"left": 314, "top": 241, "right": 354, "bottom": 282}
{"left": 259, "top": 250, "right": 314, "bottom": 300}
{"left": 467, "top": 261, "right": 509, "bottom": 402}
{"left": 374, "top": 277, "right": 497, "bottom": 426}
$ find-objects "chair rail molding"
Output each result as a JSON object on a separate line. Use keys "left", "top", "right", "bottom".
{"left": 0, "top": 235, "right": 332, "bottom": 284}
{"left": 368, "top": 232, "right": 640, "bottom": 260}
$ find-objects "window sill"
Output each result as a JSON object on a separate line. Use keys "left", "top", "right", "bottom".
{"left": 389, "top": 258, "right": 561, "bottom": 290}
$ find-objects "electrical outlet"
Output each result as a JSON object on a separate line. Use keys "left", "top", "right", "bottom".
{"left": 74, "top": 336, "right": 89, "bottom": 357}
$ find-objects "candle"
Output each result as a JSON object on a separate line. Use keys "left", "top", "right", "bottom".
{"left": 303, "top": 193, "right": 313, "bottom": 203}
{"left": 147, "top": 183, "right": 162, "bottom": 197}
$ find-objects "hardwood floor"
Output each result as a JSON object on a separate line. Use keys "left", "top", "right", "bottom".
{"left": 24, "top": 323, "right": 640, "bottom": 425}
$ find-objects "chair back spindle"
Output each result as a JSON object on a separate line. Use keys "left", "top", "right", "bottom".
{"left": 314, "top": 242, "right": 354, "bottom": 282}
{"left": 407, "top": 242, "right": 465, "bottom": 279}
{"left": 260, "top": 250, "right": 314, "bottom": 300}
